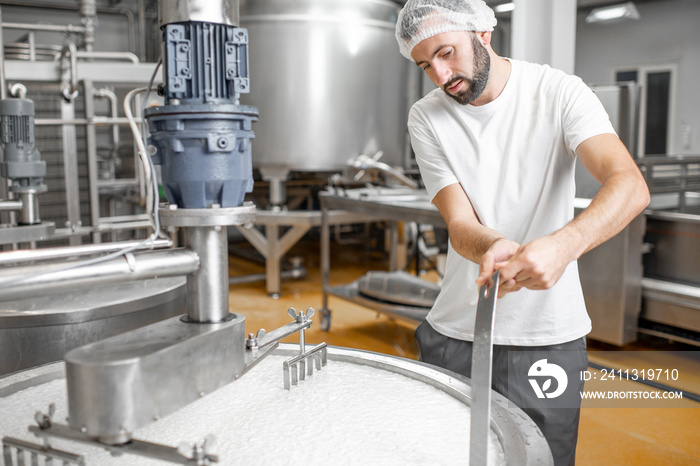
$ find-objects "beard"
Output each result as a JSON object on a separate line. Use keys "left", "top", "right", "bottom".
{"left": 443, "top": 34, "right": 491, "bottom": 105}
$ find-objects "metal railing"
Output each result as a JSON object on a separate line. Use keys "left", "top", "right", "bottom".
{"left": 637, "top": 155, "right": 700, "bottom": 212}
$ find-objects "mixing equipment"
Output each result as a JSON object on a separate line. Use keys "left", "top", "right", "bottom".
{"left": 145, "top": 4, "right": 256, "bottom": 210}
{"left": 0, "top": 83, "right": 55, "bottom": 244}
{"left": 0, "top": 2, "right": 553, "bottom": 463}
{"left": 0, "top": 0, "right": 327, "bottom": 459}
{"left": 53, "top": 0, "right": 328, "bottom": 450}
{"left": 1, "top": 344, "right": 554, "bottom": 465}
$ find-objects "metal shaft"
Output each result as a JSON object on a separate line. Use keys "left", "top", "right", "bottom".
{"left": 184, "top": 225, "right": 230, "bottom": 322}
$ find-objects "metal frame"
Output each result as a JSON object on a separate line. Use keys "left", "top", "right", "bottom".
{"left": 318, "top": 188, "right": 445, "bottom": 330}
{"left": 235, "top": 208, "right": 373, "bottom": 297}
{"left": 1, "top": 6, "right": 161, "bottom": 246}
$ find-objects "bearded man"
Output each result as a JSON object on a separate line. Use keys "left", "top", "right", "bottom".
{"left": 395, "top": 1, "right": 650, "bottom": 464}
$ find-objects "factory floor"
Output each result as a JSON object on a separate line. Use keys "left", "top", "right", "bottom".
{"left": 229, "top": 237, "right": 699, "bottom": 466}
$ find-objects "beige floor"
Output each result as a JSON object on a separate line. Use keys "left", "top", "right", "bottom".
{"left": 229, "top": 238, "right": 700, "bottom": 465}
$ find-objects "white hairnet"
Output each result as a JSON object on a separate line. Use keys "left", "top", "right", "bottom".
{"left": 395, "top": 0, "right": 497, "bottom": 61}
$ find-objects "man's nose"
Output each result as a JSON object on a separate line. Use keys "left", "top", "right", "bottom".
{"left": 433, "top": 62, "right": 452, "bottom": 86}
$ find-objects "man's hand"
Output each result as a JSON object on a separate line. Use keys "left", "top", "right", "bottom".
{"left": 494, "top": 233, "right": 579, "bottom": 298}
{"left": 475, "top": 238, "right": 520, "bottom": 292}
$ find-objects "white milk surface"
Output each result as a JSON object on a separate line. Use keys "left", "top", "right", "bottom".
{"left": 1, "top": 355, "right": 506, "bottom": 465}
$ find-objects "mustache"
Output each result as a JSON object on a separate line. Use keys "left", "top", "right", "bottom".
{"left": 444, "top": 74, "right": 470, "bottom": 92}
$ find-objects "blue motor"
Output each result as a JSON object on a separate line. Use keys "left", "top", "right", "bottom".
{"left": 145, "top": 2, "right": 257, "bottom": 209}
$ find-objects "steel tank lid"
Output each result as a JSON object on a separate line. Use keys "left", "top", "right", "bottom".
{"left": 0, "top": 277, "right": 186, "bottom": 328}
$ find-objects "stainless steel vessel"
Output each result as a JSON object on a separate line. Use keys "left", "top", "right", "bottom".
{"left": 239, "top": 0, "right": 413, "bottom": 173}
{"left": 0, "top": 277, "right": 186, "bottom": 377}
{"left": 0, "top": 344, "right": 553, "bottom": 465}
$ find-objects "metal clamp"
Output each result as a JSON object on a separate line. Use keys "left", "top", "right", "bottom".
{"left": 245, "top": 329, "right": 267, "bottom": 350}
{"left": 176, "top": 435, "right": 218, "bottom": 465}
{"left": 158, "top": 203, "right": 256, "bottom": 228}
{"left": 34, "top": 403, "right": 56, "bottom": 429}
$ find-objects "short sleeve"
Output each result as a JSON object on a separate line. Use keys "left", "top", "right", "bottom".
{"left": 408, "top": 107, "right": 459, "bottom": 201}
{"left": 560, "top": 76, "right": 617, "bottom": 155}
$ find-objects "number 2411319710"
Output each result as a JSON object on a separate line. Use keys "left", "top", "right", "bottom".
{"left": 581, "top": 368, "right": 680, "bottom": 381}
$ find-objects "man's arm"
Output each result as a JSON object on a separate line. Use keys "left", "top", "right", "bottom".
{"left": 432, "top": 183, "right": 521, "bottom": 286}
{"left": 495, "top": 133, "right": 650, "bottom": 295}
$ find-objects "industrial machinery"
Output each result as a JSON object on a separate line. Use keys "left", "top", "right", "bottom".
{"left": 0, "top": 5, "right": 189, "bottom": 375}
{"left": 0, "top": 1, "right": 554, "bottom": 464}
{"left": 0, "top": 83, "right": 54, "bottom": 243}
{"left": 0, "top": 0, "right": 330, "bottom": 461}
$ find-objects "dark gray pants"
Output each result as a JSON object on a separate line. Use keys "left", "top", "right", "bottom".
{"left": 415, "top": 321, "right": 587, "bottom": 466}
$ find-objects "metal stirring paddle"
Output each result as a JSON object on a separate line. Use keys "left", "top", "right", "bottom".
{"left": 469, "top": 270, "right": 500, "bottom": 465}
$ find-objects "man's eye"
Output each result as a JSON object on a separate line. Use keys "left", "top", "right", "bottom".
{"left": 442, "top": 48, "right": 453, "bottom": 58}
{"left": 422, "top": 64, "right": 431, "bottom": 71}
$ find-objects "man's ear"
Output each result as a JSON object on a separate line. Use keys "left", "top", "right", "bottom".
{"left": 477, "top": 30, "right": 492, "bottom": 46}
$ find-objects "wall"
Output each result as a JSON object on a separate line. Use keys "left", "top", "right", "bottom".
{"left": 575, "top": 0, "right": 700, "bottom": 155}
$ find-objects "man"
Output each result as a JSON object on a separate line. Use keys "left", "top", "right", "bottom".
{"left": 395, "top": 1, "right": 650, "bottom": 464}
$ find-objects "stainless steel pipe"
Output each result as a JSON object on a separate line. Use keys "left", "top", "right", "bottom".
{"left": 184, "top": 226, "right": 230, "bottom": 322}
{"left": 0, "top": 249, "right": 199, "bottom": 301}
{"left": 0, "top": 199, "right": 22, "bottom": 211}
{"left": 0, "top": 21, "right": 87, "bottom": 33}
{"left": 0, "top": 238, "right": 172, "bottom": 265}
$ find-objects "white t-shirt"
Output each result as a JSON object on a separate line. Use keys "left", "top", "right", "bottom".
{"left": 408, "top": 59, "right": 616, "bottom": 346}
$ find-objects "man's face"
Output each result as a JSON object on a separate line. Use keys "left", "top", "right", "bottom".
{"left": 411, "top": 31, "right": 491, "bottom": 105}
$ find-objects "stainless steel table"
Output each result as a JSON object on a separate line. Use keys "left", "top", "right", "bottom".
{"left": 319, "top": 188, "right": 446, "bottom": 330}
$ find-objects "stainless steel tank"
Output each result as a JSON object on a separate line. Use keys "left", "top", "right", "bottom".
{"left": 0, "top": 344, "right": 552, "bottom": 465}
{"left": 239, "top": 0, "right": 413, "bottom": 173}
{"left": 0, "top": 277, "right": 186, "bottom": 377}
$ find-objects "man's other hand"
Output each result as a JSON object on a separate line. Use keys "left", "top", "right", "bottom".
{"left": 493, "top": 234, "right": 577, "bottom": 298}
{"left": 476, "top": 237, "right": 520, "bottom": 292}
